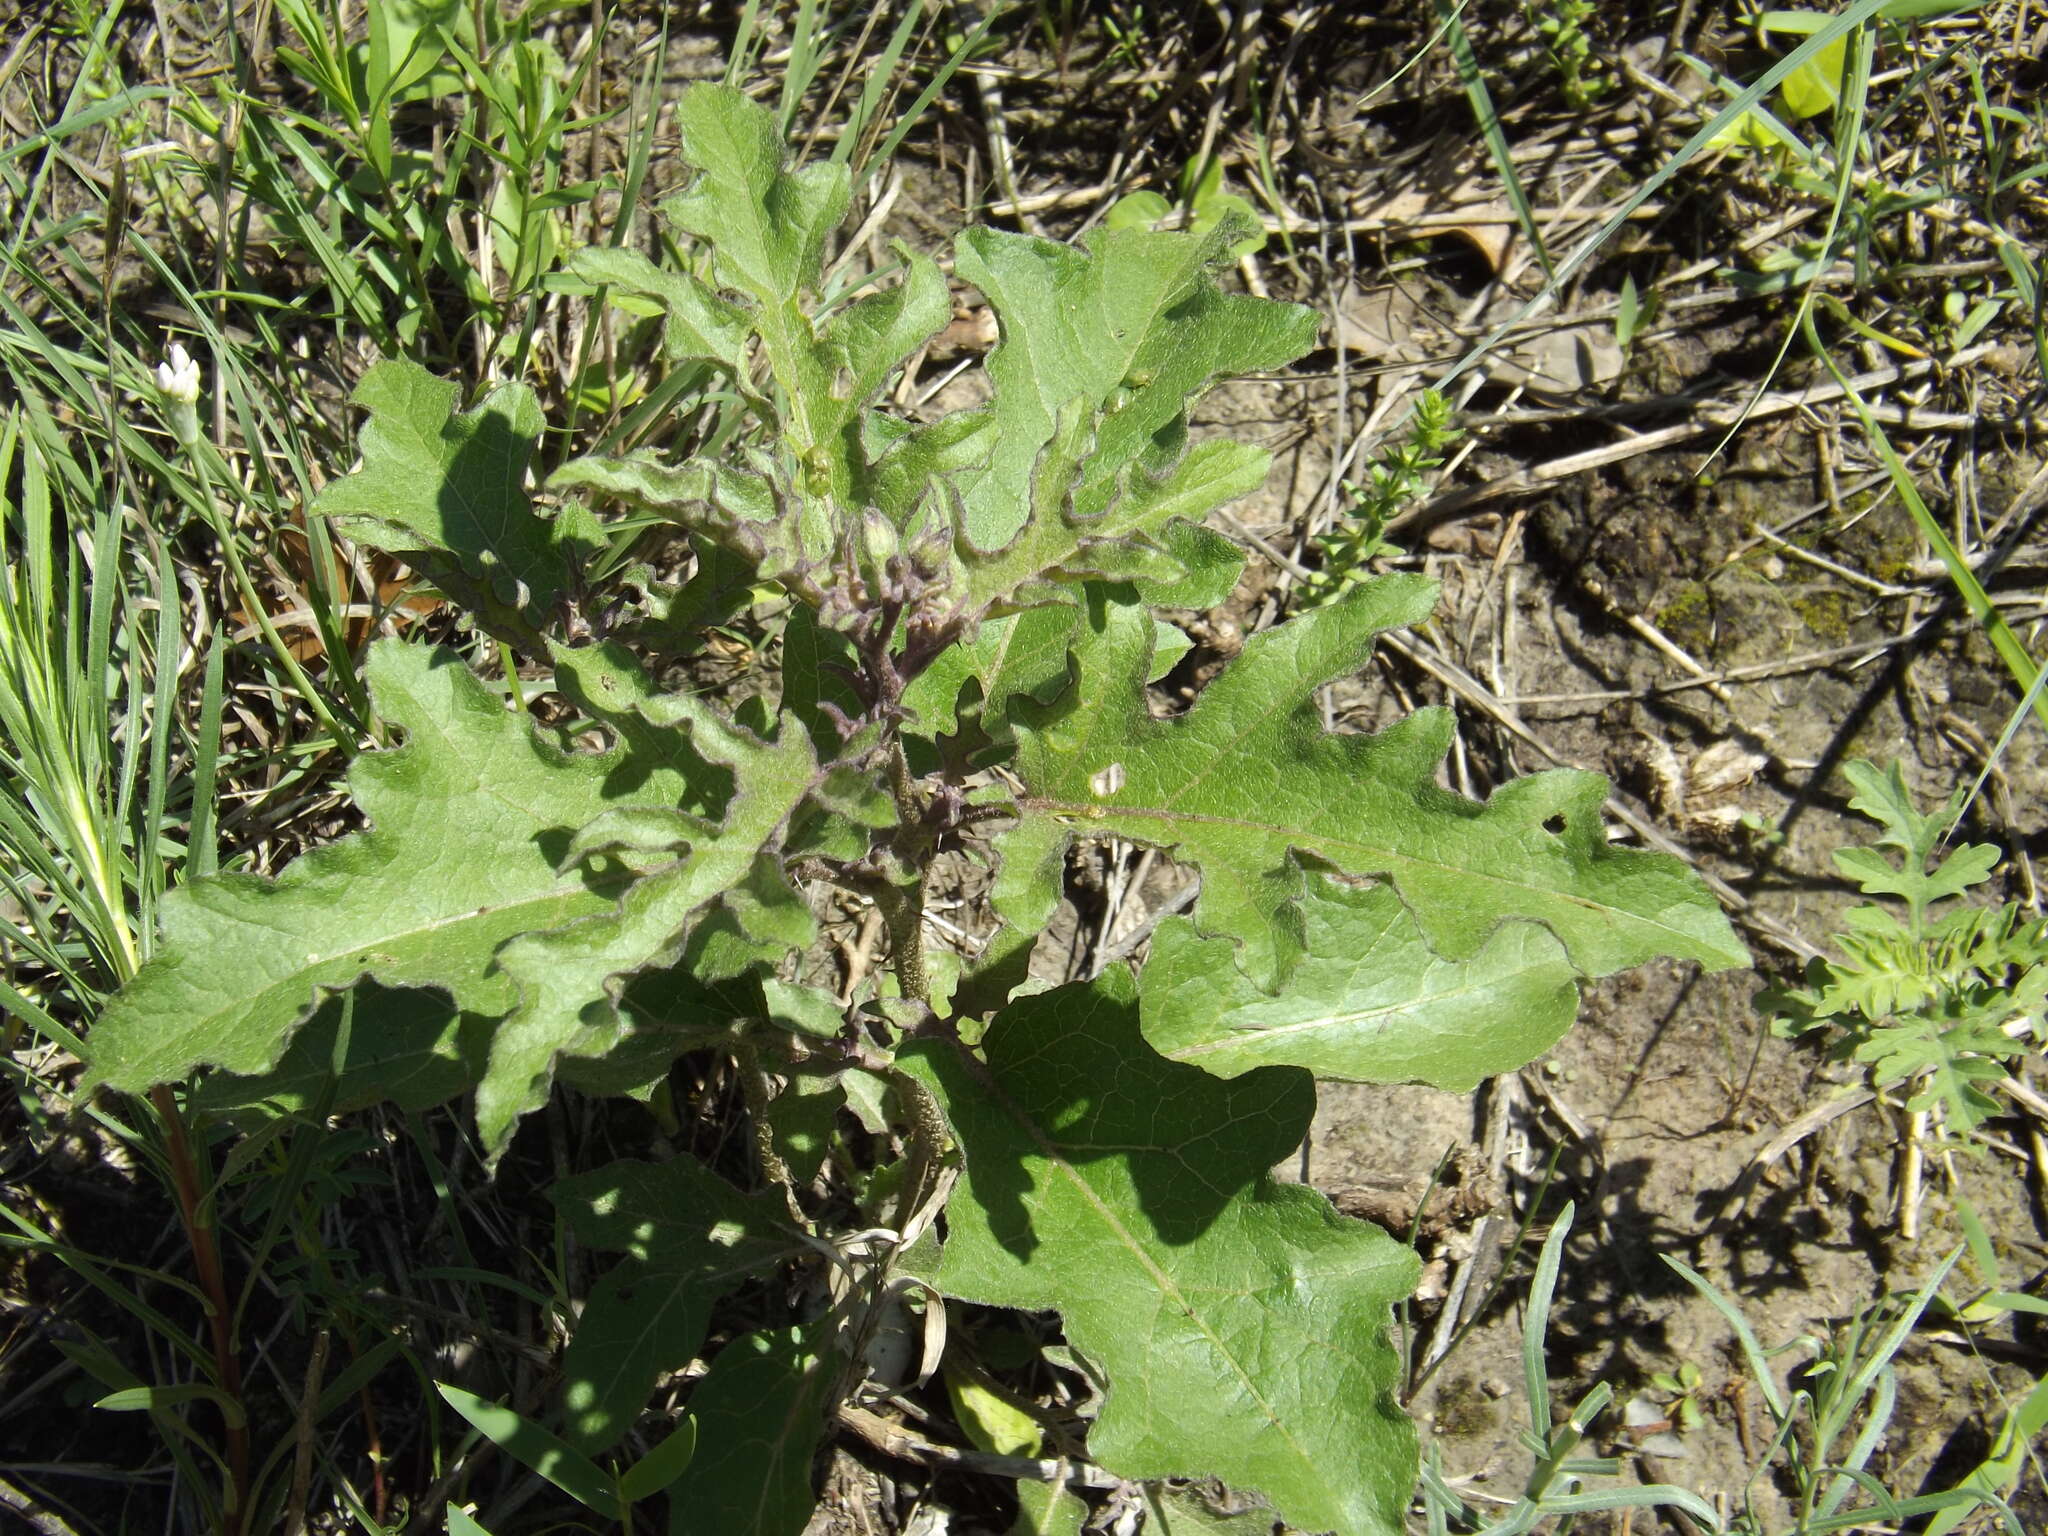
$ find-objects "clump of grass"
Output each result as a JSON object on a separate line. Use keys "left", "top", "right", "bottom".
{"left": 1664, "top": 1244, "right": 2028, "bottom": 1534}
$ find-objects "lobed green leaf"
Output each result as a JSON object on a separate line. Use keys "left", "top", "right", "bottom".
{"left": 997, "top": 583, "right": 1747, "bottom": 989}
{"left": 546, "top": 452, "right": 842, "bottom": 610}
{"left": 317, "top": 359, "right": 601, "bottom": 643}
{"left": 662, "top": 85, "right": 848, "bottom": 319}
{"left": 481, "top": 679, "right": 821, "bottom": 1156}
{"left": 1140, "top": 872, "right": 1580, "bottom": 1087}
{"left": 552, "top": 83, "right": 1304, "bottom": 643}
{"left": 567, "top": 245, "right": 752, "bottom": 379}
{"left": 951, "top": 222, "right": 1318, "bottom": 549}
{"left": 902, "top": 975, "right": 1420, "bottom": 1536}
{"left": 88, "top": 642, "right": 681, "bottom": 1095}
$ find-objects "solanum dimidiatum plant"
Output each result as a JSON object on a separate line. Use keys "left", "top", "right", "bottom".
{"left": 93, "top": 86, "right": 1746, "bottom": 1535}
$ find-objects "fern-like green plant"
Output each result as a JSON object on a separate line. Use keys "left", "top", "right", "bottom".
{"left": 1765, "top": 760, "right": 2047, "bottom": 1136}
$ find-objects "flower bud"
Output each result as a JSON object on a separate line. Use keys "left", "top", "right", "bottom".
{"left": 155, "top": 342, "right": 202, "bottom": 447}
{"left": 858, "top": 508, "right": 899, "bottom": 573}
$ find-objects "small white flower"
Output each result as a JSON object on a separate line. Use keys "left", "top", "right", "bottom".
{"left": 156, "top": 343, "right": 201, "bottom": 405}
{"left": 155, "top": 341, "right": 202, "bottom": 446}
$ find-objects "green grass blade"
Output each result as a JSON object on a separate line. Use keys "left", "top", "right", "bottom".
{"left": 0, "top": 86, "right": 171, "bottom": 166}
{"left": 0, "top": 973, "right": 89, "bottom": 1058}
{"left": 138, "top": 542, "right": 181, "bottom": 935}
{"left": 1521, "top": 1200, "right": 1573, "bottom": 1443}
{"left": 616, "top": 1416, "right": 698, "bottom": 1502}
{"left": 186, "top": 627, "right": 227, "bottom": 881}
{"left": 436, "top": 1383, "right": 616, "bottom": 1516}
{"left": 778, "top": 0, "right": 827, "bottom": 132}
{"left": 1663, "top": 1253, "right": 1791, "bottom": 1419}
{"left": 833, "top": 1, "right": 930, "bottom": 174}
{"left": 1801, "top": 307, "right": 2045, "bottom": 739}
{"left": 0, "top": 1206, "right": 216, "bottom": 1372}
{"left": 1440, "top": 0, "right": 1983, "bottom": 388}
{"left": 1433, "top": 0, "right": 1551, "bottom": 282}
{"left": 861, "top": 7, "right": 1000, "bottom": 191}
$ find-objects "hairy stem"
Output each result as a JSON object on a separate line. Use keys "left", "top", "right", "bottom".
{"left": 149, "top": 1084, "right": 249, "bottom": 1535}
{"left": 884, "top": 738, "right": 919, "bottom": 822}
{"left": 874, "top": 877, "right": 930, "bottom": 1007}
{"left": 739, "top": 1048, "right": 804, "bottom": 1223}
{"left": 876, "top": 739, "right": 932, "bottom": 1005}
{"left": 889, "top": 1067, "right": 951, "bottom": 1242}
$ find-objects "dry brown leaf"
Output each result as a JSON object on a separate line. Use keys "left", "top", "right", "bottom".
{"left": 230, "top": 509, "right": 443, "bottom": 664}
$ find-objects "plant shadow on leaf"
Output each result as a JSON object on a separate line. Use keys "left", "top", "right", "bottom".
{"left": 925, "top": 982, "right": 1317, "bottom": 1257}
{"left": 904, "top": 972, "right": 1420, "bottom": 1536}
{"left": 83, "top": 641, "right": 732, "bottom": 1111}
{"left": 316, "top": 360, "right": 605, "bottom": 649}
{"left": 549, "top": 639, "right": 737, "bottom": 812}
{"left": 191, "top": 982, "right": 488, "bottom": 1119}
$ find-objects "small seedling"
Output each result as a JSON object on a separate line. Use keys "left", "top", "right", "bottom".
{"left": 1524, "top": 0, "right": 1610, "bottom": 110}
{"left": 1306, "top": 389, "right": 1460, "bottom": 603}
{"left": 1614, "top": 273, "right": 1661, "bottom": 352}
{"left": 1648, "top": 1361, "right": 1707, "bottom": 1433}
{"left": 1104, "top": 153, "right": 1267, "bottom": 260}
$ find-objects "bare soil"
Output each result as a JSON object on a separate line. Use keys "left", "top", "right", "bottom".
{"left": 1232, "top": 361, "right": 2048, "bottom": 1529}
{"left": 1214, "top": 341, "right": 2048, "bottom": 1528}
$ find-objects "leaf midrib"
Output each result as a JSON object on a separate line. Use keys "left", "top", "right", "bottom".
{"left": 1019, "top": 793, "right": 1684, "bottom": 941}
{"left": 1162, "top": 967, "right": 1536, "bottom": 1059}
{"left": 966, "top": 1045, "right": 1320, "bottom": 1490}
